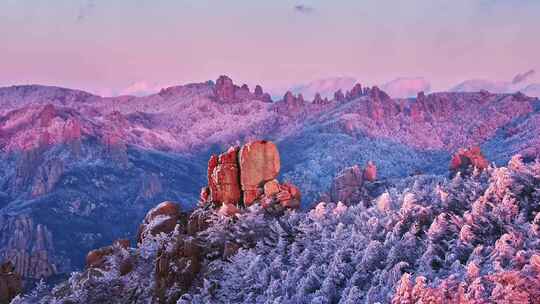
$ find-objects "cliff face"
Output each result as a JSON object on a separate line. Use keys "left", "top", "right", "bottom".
{"left": 0, "top": 140, "right": 207, "bottom": 284}
{"left": 0, "top": 215, "right": 57, "bottom": 279}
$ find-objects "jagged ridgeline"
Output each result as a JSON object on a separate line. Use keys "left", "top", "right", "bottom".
{"left": 1, "top": 78, "right": 540, "bottom": 303}
{"left": 11, "top": 141, "right": 540, "bottom": 303}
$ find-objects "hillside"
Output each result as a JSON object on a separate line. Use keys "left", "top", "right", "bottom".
{"left": 11, "top": 143, "right": 540, "bottom": 303}
{"left": 0, "top": 76, "right": 539, "bottom": 287}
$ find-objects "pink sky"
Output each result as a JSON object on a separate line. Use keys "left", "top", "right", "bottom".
{"left": 1, "top": 0, "right": 539, "bottom": 96}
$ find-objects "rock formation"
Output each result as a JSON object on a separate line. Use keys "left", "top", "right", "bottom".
{"left": 329, "top": 161, "right": 378, "bottom": 205}
{"left": 213, "top": 76, "right": 272, "bottom": 103}
{"left": 137, "top": 201, "right": 182, "bottom": 243}
{"left": 201, "top": 140, "right": 301, "bottom": 214}
{"left": 78, "top": 141, "right": 300, "bottom": 302}
{"left": 364, "top": 161, "right": 377, "bottom": 182}
{"left": 207, "top": 147, "right": 242, "bottom": 205}
{"left": 334, "top": 89, "right": 345, "bottom": 102}
{"left": 31, "top": 158, "right": 64, "bottom": 197}
{"left": 275, "top": 91, "right": 307, "bottom": 116}
{"left": 450, "top": 146, "right": 489, "bottom": 176}
{"left": 0, "top": 215, "right": 57, "bottom": 279}
{"left": 0, "top": 261, "right": 22, "bottom": 304}
{"left": 312, "top": 93, "right": 327, "bottom": 105}
{"left": 345, "top": 83, "right": 363, "bottom": 100}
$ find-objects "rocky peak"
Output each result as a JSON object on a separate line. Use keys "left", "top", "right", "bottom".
{"left": 283, "top": 91, "right": 295, "bottom": 104}
{"left": 254, "top": 85, "right": 264, "bottom": 97}
{"left": 367, "top": 86, "right": 391, "bottom": 101}
{"left": 334, "top": 90, "right": 345, "bottom": 102}
{"left": 312, "top": 93, "right": 326, "bottom": 105}
{"left": 201, "top": 140, "right": 301, "bottom": 215}
{"left": 253, "top": 85, "right": 272, "bottom": 103}
{"left": 346, "top": 83, "right": 363, "bottom": 100}
{"left": 214, "top": 75, "right": 236, "bottom": 103}
{"left": 276, "top": 91, "right": 307, "bottom": 116}
{"left": 213, "top": 76, "right": 272, "bottom": 103}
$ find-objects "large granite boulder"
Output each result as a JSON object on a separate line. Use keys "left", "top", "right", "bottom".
{"left": 137, "top": 201, "right": 181, "bottom": 243}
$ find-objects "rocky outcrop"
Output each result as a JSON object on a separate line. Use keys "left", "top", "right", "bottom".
{"left": 450, "top": 146, "right": 489, "bottom": 176}
{"left": 253, "top": 85, "right": 273, "bottom": 103}
{"left": 345, "top": 83, "right": 363, "bottom": 100}
{"left": 213, "top": 76, "right": 272, "bottom": 103}
{"left": 201, "top": 140, "right": 300, "bottom": 214}
{"left": 85, "top": 239, "right": 132, "bottom": 275}
{"left": 0, "top": 215, "right": 57, "bottom": 279}
{"left": 137, "top": 201, "right": 182, "bottom": 243}
{"left": 239, "top": 141, "right": 281, "bottom": 205}
{"left": 330, "top": 165, "right": 363, "bottom": 204}
{"left": 207, "top": 147, "right": 241, "bottom": 205}
{"left": 154, "top": 234, "right": 201, "bottom": 303}
{"left": 31, "top": 158, "right": 64, "bottom": 197}
{"left": 364, "top": 161, "right": 377, "bottom": 182}
{"left": 312, "top": 93, "right": 329, "bottom": 105}
{"left": 329, "top": 161, "right": 378, "bottom": 204}
{"left": 0, "top": 261, "right": 22, "bottom": 304}
{"left": 334, "top": 89, "right": 345, "bottom": 102}
{"left": 214, "top": 76, "right": 235, "bottom": 102}
{"left": 275, "top": 92, "right": 307, "bottom": 116}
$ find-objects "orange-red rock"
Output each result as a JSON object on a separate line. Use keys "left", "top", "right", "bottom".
{"left": 208, "top": 147, "right": 242, "bottom": 205}
{"left": 264, "top": 179, "right": 280, "bottom": 196}
{"left": 137, "top": 201, "right": 181, "bottom": 242}
{"left": 218, "top": 146, "right": 238, "bottom": 164}
{"left": 207, "top": 155, "right": 219, "bottom": 200}
{"left": 242, "top": 188, "right": 260, "bottom": 207}
{"left": 450, "top": 146, "right": 489, "bottom": 174}
{"left": 239, "top": 140, "right": 280, "bottom": 191}
{"left": 86, "top": 246, "right": 114, "bottom": 269}
{"left": 218, "top": 203, "right": 240, "bottom": 217}
{"left": 211, "top": 163, "right": 241, "bottom": 204}
{"left": 202, "top": 140, "right": 300, "bottom": 214}
{"left": 364, "top": 161, "right": 377, "bottom": 182}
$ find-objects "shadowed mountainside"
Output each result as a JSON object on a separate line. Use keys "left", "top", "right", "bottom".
{"left": 0, "top": 76, "right": 539, "bottom": 285}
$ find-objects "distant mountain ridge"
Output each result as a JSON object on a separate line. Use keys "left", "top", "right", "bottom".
{"left": 0, "top": 76, "right": 539, "bottom": 285}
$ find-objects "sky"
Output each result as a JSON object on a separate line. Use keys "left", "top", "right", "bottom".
{"left": 1, "top": 0, "right": 539, "bottom": 96}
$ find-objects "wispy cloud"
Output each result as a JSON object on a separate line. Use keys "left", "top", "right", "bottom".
{"left": 294, "top": 4, "right": 315, "bottom": 14}
{"left": 512, "top": 69, "right": 536, "bottom": 84}
{"left": 77, "top": 0, "right": 96, "bottom": 22}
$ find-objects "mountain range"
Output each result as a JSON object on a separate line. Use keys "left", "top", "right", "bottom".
{"left": 0, "top": 75, "right": 539, "bottom": 293}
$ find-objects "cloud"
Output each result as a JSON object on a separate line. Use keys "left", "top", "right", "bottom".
{"left": 118, "top": 81, "right": 167, "bottom": 97}
{"left": 382, "top": 77, "right": 431, "bottom": 98}
{"left": 294, "top": 4, "right": 315, "bottom": 14}
{"left": 77, "top": 0, "right": 96, "bottom": 22}
{"left": 512, "top": 69, "right": 536, "bottom": 85}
